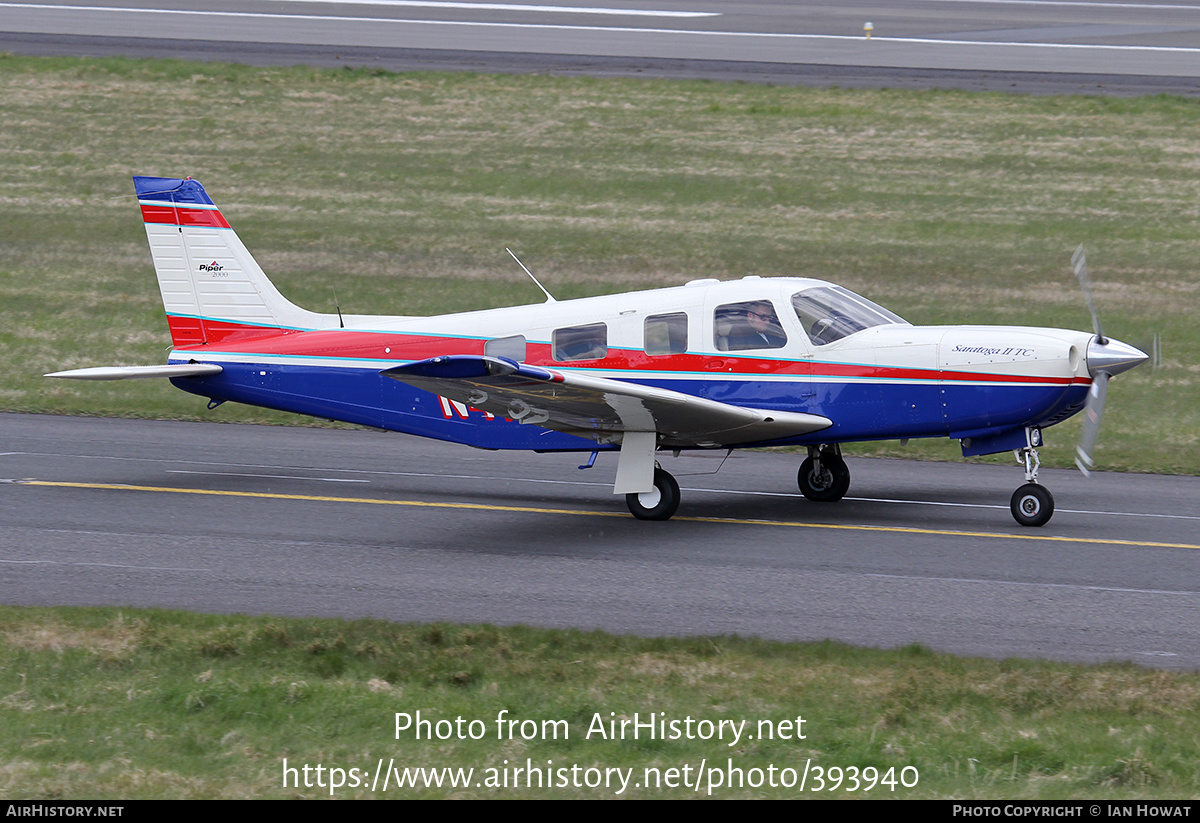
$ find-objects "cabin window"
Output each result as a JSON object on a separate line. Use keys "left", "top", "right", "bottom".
{"left": 485, "top": 335, "right": 526, "bottom": 362}
{"left": 713, "top": 300, "right": 787, "bottom": 352}
{"left": 644, "top": 312, "right": 688, "bottom": 356}
{"left": 791, "top": 286, "right": 908, "bottom": 346}
{"left": 552, "top": 323, "right": 607, "bottom": 362}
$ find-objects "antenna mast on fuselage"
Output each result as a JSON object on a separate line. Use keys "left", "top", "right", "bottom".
{"left": 507, "top": 248, "right": 556, "bottom": 303}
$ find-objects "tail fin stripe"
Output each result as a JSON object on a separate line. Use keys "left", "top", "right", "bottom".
{"left": 140, "top": 203, "right": 232, "bottom": 229}
{"left": 137, "top": 198, "right": 222, "bottom": 210}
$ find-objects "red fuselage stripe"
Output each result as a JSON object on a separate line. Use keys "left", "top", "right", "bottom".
{"left": 168, "top": 319, "right": 1085, "bottom": 387}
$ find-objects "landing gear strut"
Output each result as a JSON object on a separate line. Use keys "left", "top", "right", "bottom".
{"left": 798, "top": 445, "right": 850, "bottom": 502}
{"left": 1010, "top": 431, "right": 1054, "bottom": 527}
{"left": 625, "top": 467, "right": 681, "bottom": 521}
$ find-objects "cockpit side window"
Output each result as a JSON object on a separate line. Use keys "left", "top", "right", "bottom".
{"left": 714, "top": 300, "right": 788, "bottom": 352}
{"left": 791, "top": 286, "right": 908, "bottom": 346}
{"left": 644, "top": 312, "right": 688, "bottom": 356}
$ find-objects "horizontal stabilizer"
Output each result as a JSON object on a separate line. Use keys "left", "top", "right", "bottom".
{"left": 45, "top": 364, "right": 223, "bottom": 381}
{"left": 383, "top": 355, "right": 832, "bottom": 447}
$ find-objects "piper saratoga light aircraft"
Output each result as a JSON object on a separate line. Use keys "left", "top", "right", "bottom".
{"left": 48, "top": 177, "right": 1148, "bottom": 526}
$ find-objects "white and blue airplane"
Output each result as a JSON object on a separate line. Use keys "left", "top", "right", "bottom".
{"left": 48, "top": 176, "right": 1148, "bottom": 526}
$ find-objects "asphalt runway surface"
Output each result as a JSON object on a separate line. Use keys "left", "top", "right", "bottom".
{"left": 4, "top": 413, "right": 1199, "bottom": 668}
{"left": 3, "top": 0, "right": 1200, "bottom": 94}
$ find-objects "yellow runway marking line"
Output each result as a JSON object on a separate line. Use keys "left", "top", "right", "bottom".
{"left": 19, "top": 480, "right": 1200, "bottom": 551}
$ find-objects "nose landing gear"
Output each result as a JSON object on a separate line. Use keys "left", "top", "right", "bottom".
{"left": 1011, "top": 483, "right": 1054, "bottom": 527}
{"left": 1010, "top": 430, "right": 1055, "bottom": 527}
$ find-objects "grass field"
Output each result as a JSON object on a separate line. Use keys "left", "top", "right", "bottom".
{"left": 3, "top": 607, "right": 1200, "bottom": 800}
{"left": 0, "top": 55, "right": 1197, "bottom": 473}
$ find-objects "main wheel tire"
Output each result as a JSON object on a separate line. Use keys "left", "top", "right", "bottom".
{"left": 625, "top": 468, "right": 681, "bottom": 521}
{"left": 1010, "top": 483, "right": 1054, "bottom": 527}
{"left": 798, "top": 454, "right": 850, "bottom": 502}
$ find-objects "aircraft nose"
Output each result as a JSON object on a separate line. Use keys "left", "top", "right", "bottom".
{"left": 1087, "top": 336, "right": 1148, "bottom": 378}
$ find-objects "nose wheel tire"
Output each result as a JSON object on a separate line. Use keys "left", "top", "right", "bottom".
{"left": 625, "top": 468, "right": 681, "bottom": 521}
{"left": 1011, "top": 483, "right": 1054, "bottom": 527}
{"left": 798, "top": 455, "right": 850, "bottom": 502}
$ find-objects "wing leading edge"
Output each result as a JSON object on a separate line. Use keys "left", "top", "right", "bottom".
{"left": 383, "top": 355, "right": 832, "bottom": 493}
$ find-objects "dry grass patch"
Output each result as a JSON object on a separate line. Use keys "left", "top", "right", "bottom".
{"left": 2, "top": 617, "right": 143, "bottom": 658}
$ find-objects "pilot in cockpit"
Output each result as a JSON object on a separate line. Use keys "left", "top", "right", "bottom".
{"left": 728, "top": 301, "right": 787, "bottom": 350}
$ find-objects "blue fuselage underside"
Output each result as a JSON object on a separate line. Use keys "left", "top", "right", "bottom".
{"left": 171, "top": 362, "right": 1087, "bottom": 453}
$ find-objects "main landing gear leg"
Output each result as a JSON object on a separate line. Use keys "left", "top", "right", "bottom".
{"left": 616, "top": 431, "right": 681, "bottom": 521}
{"left": 1010, "top": 430, "right": 1054, "bottom": 527}
{"left": 798, "top": 444, "right": 850, "bottom": 502}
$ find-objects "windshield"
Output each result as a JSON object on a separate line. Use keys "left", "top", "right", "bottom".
{"left": 791, "top": 286, "right": 908, "bottom": 346}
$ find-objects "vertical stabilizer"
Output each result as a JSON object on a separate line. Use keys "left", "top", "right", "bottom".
{"left": 134, "top": 176, "right": 325, "bottom": 346}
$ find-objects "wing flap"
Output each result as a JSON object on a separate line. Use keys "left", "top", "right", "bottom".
{"left": 383, "top": 355, "right": 831, "bottom": 447}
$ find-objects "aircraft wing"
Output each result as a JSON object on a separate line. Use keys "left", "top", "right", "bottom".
{"left": 45, "top": 364, "right": 223, "bottom": 380}
{"left": 382, "top": 355, "right": 831, "bottom": 447}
